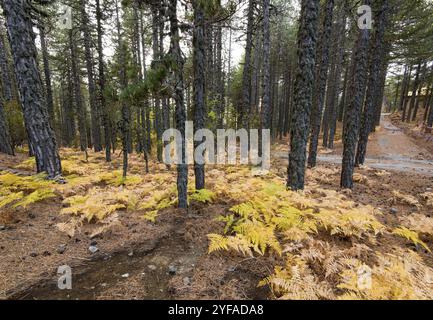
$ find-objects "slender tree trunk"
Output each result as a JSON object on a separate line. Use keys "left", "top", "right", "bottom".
{"left": 340, "top": 1, "right": 370, "bottom": 189}
{"left": 287, "top": 0, "right": 320, "bottom": 191}
{"left": 401, "top": 65, "right": 412, "bottom": 121}
{"left": 96, "top": 0, "right": 112, "bottom": 162}
{"left": 307, "top": 0, "right": 335, "bottom": 168}
{"left": 0, "top": 24, "right": 13, "bottom": 102}
{"left": 2, "top": 0, "right": 61, "bottom": 177}
{"left": 168, "top": 0, "right": 188, "bottom": 208}
{"left": 80, "top": 0, "right": 102, "bottom": 152}
{"left": 0, "top": 96, "right": 13, "bottom": 155}
{"left": 193, "top": 0, "right": 206, "bottom": 190}
{"left": 115, "top": 0, "right": 129, "bottom": 178}
{"left": 411, "top": 62, "right": 427, "bottom": 122}
{"left": 323, "top": 0, "right": 347, "bottom": 149}
{"left": 69, "top": 30, "right": 88, "bottom": 154}
{"left": 356, "top": 0, "right": 388, "bottom": 166}
{"left": 38, "top": 24, "right": 54, "bottom": 125}
{"left": 261, "top": 0, "right": 272, "bottom": 133}
{"left": 240, "top": 0, "right": 255, "bottom": 129}
{"left": 151, "top": 5, "right": 163, "bottom": 162}
{"left": 407, "top": 62, "right": 421, "bottom": 123}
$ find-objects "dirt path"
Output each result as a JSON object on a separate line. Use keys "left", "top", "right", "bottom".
{"left": 278, "top": 115, "right": 433, "bottom": 176}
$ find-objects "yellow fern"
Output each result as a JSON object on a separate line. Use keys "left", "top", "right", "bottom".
{"left": 392, "top": 227, "right": 430, "bottom": 252}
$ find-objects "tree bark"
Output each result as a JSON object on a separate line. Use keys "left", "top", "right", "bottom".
{"left": 38, "top": 24, "right": 54, "bottom": 125}
{"left": 168, "top": 0, "right": 188, "bottom": 208}
{"left": 80, "top": 0, "right": 102, "bottom": 152}
{"left": 356, "top": 0, "right": 389, "bottom": 166}
{"left": 2, "top": 0, "right": 61, "bottom": 177}
{"left": 240, "top": 0, "right": 255, "bottom": 129}
{"left": 96, "top": 0, "right": 112, "bottom": 161}
{"left": 307, "top": 0, "right": 334, "bottom": 168}
{"left": 193, "top": 0, "right": 206, "bottom": 190}
{"left": 340, "top": 0, "right": 370, "bottom": 189}
{"left": 287, "top": 0, "right": 320, "bottom": 191}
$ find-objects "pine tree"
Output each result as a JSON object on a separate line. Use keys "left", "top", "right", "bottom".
{"left": 341, "top": 0, "right": 371, "bottom": 189}
{"left": 287, "top": 0, "right": 320, "bottom": 191}
{"left": 2, "top": 0, "right": 61, "bottom": 178}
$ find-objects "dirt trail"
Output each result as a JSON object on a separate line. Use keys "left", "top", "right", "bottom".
{"left": 279, "top": 115, "right": 433, "bottom": 175}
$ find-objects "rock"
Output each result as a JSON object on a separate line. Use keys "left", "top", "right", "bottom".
{"left": 128, "top": 251, "right": 134, "bottom": 257}
{"left": 42, "top": 251, "right": 51, "bottom": 257}
{"left": 0, "top": 225, "right": 5, "bottom": 231}
{"left": 89, "top": 246, "right": 99, "bottom": 254}
{"left": 183, "top": 277, "right": 191, "bottom": 286}
{"left": 121, "top": 273, "right": 129, "bottom": 278}
{"left": 147, "top": 264, "right": 157, "bottom": 271}
{"left": 168, "top": 265, "right": 177, "bottom": 275}
{"left": 57, "top": 244, "right": 67, "bottom": 254}
{"left": 427, "top": 188, "right": 432, "bottom": 192}
{"left": 101, "top": 283, "right": 107, "bottom": 287}
{"left": 228, "top": 266, "right": 236, "bottom": 272}
{"left": 390, "top": 208, "right": 398, "bottom": 215}
{"left": 30, "top": 252, "right": 38, "bottom": 258}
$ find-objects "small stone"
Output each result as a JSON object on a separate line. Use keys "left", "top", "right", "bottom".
{"left": 0, "top": 225, "right": 5, "bottom": 231}
{"left": 121, "top": 273, "right": 129, "bottom": 278}
{"left": 128, "top": 251, "right": 134, "bottom": 257}
{"left": 427, "top": 188, "right": 432, "bottom": 192}
{"left": 89, "top": 245, "right": 99, "bottom": 254}
{"left": 390, "top": 208, "right": 398, "bottom": 215}
{"left": 101, "top": 283, "right": 107, "bottom": 287}
{"left": 42, "top": 251, "right": 51, "bottom": 257}
{"left": 147, "top": 264, "right": 157, "bottom": 271}
{"left": 168, "top": 265, "right": 177, "bottom": 275}
{"left": 183, "top": 277, "right": 191, "bottom": 286}
{"left": 30, "top": 252, "right": 38, "bottom": 258}
{"left": 57, "top": 244, "right": 67, "bottom": 254}
{"left": 228, "top": 266, "right": 236, "bottom": 272}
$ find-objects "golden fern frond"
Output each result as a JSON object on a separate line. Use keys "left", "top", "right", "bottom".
{"left": 392, "top": 227, "right": 430, "bottom": 252}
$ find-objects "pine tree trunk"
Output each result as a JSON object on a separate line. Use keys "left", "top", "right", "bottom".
{"left": 287, "top": 0, "right": 320, "bottom": 191}
{"left": 80, "top": 0, "right": 102, "bottom": 152}
{"left": 152, "top": 5, "right": 163, "bottom": 162}
{"left": 261, "top": 0, "right": 272, "bottom": 132}
{"left": 2, "top": 0, "right": 61, "bottom": 177}
{"left": 38, "top": 24, "right": 54, "bottom": 125}
{"left": 356, "top": 0, "right": 389, "bottom": 166}
{"left": 307, "top": 0, "right": 334, "bottom": 168}
{"left": 96, "top": 0, "right": 112, "bottom": 162}
{"left": 115, "top": 0, "right": 129, "bottom": 178}
{"left": 323, "top": 0, "right": 347, "bottom": 149}
{"left": 193, "top": 0, "right": 206, "bottom": 190}
{"left": 411, "top": 62, "right": 427, "bottom": 122}
{"left": 0, "top": 24, "right": 13, "bottom": 102}
{"left": 401, "top": 65, "right": 412, "bottom": 121}
{"left": 340, "top": 0, "right": 370, "bottom": 189}
{"left": 168, "top": 0, "right": 188, "bottom": 208}
{"left": 407, "top": 62, "right": 421, "bottom": 123}
{"left": 0, "top": 96, "right": 13, "bottom": 155}
{"left": 240, "top": 0, "right": 255, "bottom": 129}
{"left": 69, "top": 30, "right": 88, "bottom": 153}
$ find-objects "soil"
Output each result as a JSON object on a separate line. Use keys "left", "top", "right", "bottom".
{"left": 1, "top": 114, "right": 432, "bottom": 300}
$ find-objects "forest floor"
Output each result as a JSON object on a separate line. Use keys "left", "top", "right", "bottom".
{"left": 1, "top": 115, "right": 433, "bottom": 300}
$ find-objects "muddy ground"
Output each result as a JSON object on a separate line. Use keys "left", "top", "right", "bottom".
{"left": 1, "top": 115, "right": 432, "bottom": 300}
